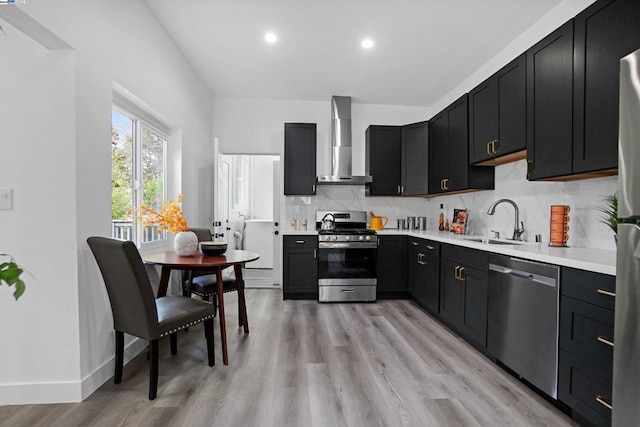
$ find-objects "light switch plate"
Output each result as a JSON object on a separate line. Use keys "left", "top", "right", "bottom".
{"left": 0, "top": 189, "right": 14, "bottom": 210}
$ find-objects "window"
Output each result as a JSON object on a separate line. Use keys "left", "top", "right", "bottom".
{"left": 111, "top": 107, "right": 167, "bottom": 245}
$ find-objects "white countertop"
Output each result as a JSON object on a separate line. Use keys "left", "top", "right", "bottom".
{"left": 282, "top": 229, "right": 616, "bottom": 275}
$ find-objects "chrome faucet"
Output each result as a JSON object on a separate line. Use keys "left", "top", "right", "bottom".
{"left": 487, "top": 199, "right": 525, "bottom": 241}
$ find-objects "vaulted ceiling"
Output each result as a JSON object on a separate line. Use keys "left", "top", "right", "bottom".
{"left": 145, "top": 0, "right": 563, "bottom": 106}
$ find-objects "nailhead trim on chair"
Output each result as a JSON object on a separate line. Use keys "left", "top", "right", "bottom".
{"left": 159, "top": 313, "right": 216, "bottom": 338}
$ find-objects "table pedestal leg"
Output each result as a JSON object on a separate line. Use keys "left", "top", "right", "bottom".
{"left": 157, "top": 266, "right": 171, "bottom": 297}
{"left": 234, "top": 264, "right": 249, "bottom": 334}
{"left": 216, "top": 268, "right": 229, "bottom": 365}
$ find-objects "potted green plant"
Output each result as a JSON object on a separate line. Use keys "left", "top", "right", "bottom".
{"left": 598, "top": 193, "right": 635, "bottom": 244}
{"left": 0, "top": 254, "right": 26, "bottom": 300}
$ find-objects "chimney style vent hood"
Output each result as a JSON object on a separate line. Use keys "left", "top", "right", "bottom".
{"left": 317, "top": 96, "right": 373, "bottom": 185}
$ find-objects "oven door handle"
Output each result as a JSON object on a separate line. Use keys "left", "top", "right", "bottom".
{"left": 318, "top": 242, "right": 378, "bottom": 249}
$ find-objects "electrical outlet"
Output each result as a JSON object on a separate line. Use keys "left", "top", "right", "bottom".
{"left": 0, "top": 189, "right": 13, "bottom": 210}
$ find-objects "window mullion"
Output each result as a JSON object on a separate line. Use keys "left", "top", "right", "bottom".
{"left": 133, "top": 119, "right": 143, "bottom": 245}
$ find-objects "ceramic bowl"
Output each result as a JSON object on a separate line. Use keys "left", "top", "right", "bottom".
{"left": 199, "top": 241, "right": 227, "bottom": 256}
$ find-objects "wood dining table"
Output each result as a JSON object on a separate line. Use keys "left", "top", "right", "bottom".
{"left": 143, "top": 249, "right": 260, "bottom": 365}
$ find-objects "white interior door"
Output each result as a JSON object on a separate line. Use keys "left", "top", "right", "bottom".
{"left": 216, "top": 160, "right": 230, "bottom": 244}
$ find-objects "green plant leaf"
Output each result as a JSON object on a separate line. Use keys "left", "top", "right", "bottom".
{"left": 12, "top": 278, "right": 25, "bottom": 300}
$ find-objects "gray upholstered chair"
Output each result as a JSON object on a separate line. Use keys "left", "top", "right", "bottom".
{"left": 87, "top": 236, "right": 216, "bottom": 400}
{"left": 183, "top": 228, "right": 242, "bottom": 325}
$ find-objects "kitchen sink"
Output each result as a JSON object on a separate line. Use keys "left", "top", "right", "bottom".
{"left": 462, "top": 237, "right": 525, "bottom": 245}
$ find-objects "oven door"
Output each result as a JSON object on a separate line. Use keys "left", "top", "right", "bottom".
{"left": 317, "top": 243, "right": 377, "bottom": 302}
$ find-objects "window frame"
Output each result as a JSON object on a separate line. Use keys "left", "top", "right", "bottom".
{"left": 112, "top": 104, "right": 169, "bottom": 250}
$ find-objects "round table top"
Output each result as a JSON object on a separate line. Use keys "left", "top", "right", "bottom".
{"left": 143, "top": 249, "right": 260, "bottom": 268}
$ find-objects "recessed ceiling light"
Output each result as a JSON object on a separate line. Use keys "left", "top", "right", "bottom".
{"left": 361, "top": 39, "right": 374, "bottom": 49}
{"left": 265, "top": 32, "right": 277, "bottom": 43}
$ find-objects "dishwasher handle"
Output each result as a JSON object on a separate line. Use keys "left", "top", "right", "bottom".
{"left": 489, "top": 263, "right": 557, "bottom": 288}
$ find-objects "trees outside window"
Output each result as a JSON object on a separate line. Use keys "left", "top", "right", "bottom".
{"left": 111, "top": 107, "right": 167, "bottom": 244}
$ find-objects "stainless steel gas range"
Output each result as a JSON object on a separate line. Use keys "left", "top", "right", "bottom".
{"left": 315, "top": 210, "right": 377, "bottom": 302}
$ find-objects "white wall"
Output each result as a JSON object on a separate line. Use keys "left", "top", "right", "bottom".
{"left": 0, "top": 0, "right": 213, "bottom": 404}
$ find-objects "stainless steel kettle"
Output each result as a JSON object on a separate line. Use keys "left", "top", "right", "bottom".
{"left": 320, "top": 213, "right": 335, "bottom": 231}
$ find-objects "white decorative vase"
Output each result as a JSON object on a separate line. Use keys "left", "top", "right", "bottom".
{"left": 174, "top": 231, "right": 198, "bottom": 256}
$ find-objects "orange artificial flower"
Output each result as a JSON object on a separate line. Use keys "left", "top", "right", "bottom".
{"left": 133, "top": 194, "right": 188, "bottom": 234}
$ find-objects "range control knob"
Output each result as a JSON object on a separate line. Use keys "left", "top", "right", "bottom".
{"left": 359, "top": 235, "right": 365, "bottom": 241}
{"left": 345, "top": 236, "right": 350, "bottom": 240}
{"left": 332, "top": 235, "right": 338, "bottom": 241}
{"left": 365, "top": 235, "right": 371, "bottom": 240}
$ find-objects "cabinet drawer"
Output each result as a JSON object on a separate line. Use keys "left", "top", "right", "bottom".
{"left": 559, "top": 349, "right": 612, "bottom": 426}
{"left": 562, "top": 267, "right": 615, "bottom": 310}
{"left": 283, "top": 235, "right": 318, "bottom": 248}
{"left": 441, "top": 244, "right": 488, "bottom": 271}
{"left": 560, "top": 296, "right": 614, "bottom": 364}
{"left": 408, "top": 238, "right": 440, "bottom": 257}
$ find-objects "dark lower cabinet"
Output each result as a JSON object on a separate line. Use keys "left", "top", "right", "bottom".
{"left": 284, "top": 123, "right": 317, "bottom": 195}
{"left": 439, "top": 244, "right": 488, "bottom": 350}
{"left": 559, "top": 267, "right": 616, "bottom": 427}
{"left": 377, "top": 235, "right": 407, "bottom": 298}
{"left": 282, "top": 235, "right": 318, "bottom": 299}
{"left": 407, "top": 238, "right": 440, "bottom": 313}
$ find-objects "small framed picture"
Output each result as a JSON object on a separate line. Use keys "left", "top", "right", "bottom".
{"left": 451, "top": 209, "right": 468, "bottom": 234}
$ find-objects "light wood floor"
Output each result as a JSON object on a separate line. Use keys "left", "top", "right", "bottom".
{"left": 0, "top": 289, "right": 576, "bottom": 426}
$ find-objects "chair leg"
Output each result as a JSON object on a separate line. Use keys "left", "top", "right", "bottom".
{"left": 149, "top": 340, "right": 159, "bottom": 400}
{"left": 114, "top": 331, "right": 124, "bottom": 384}
{"left": 204, "top": 319, "right": 215, "bottom": 366}
{"left": 170, "top": 333, "right": 177, "bottom": 355}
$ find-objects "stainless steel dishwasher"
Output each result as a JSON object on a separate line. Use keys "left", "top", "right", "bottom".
{"left": 488, "top": 254, "right": 560, "bottom": 399}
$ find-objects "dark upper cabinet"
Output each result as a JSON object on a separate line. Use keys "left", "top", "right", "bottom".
{"left": 377, "top": 235, "right": 407, "bottom": 296}
{"left": 401, "top": 121, "right": 429, "bottom": 195}
{"left": 366, "top": 125, "right": 402, "bottom": 196}
{"left": 573, "top": 0, "right": 640, "bottom": 175}
{"left": 284, "top": 123, "right": 317, "bottom": 195}
{"left": 526, "top": 20, "right": 575, "bottom": 181}
{"left": 366, "top": 122, "right": 429, "bottom": 196}
{"left": 429, "top": 95, "right": 494, "bottom": 195}
{"left": 469, "top": 54, "right": 527, "bottom": 165}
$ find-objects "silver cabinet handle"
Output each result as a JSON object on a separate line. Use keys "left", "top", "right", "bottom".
{"left": 596, "top": 395, "right": 612, "bottom": 411}
{"left": 296, "top": 240, "right": 305, "bottom": 244}
{"left": 313, "top": 249, "right": 317, "bottom": 259}
{"left": 426, "top": 245, "right": 434, "bottom": 250}
{"left": 597, "top": 336, "right": 614, "bottom": 347}
{"left": 397, "top": 185, "right": 401, "bottom": 194}
{"left": 597, "top": 288, "right": 615, "bottom": 298}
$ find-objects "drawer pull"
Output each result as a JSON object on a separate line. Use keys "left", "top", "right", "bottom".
{"left": 296, "top": 240, "right": 305, "bottom": 244}
{"left": 597, "top": 288, "right": 616, "bottom": 298}
{"left": 426, "top": 245, "right": 435, "bottom": 250}
{"left": 412, "top": 242, "right": 418, "bottom": 246}
{"left": 596, "top": 395, "right": 612, "bottom": 411}
{"left": 597, "top": 336, "right": 614, "bottom": 347}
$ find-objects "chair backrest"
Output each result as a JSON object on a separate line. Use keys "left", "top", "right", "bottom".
{"left": 87, "top": 237, "right": 158, "bottom": 340}
{"left": 188, "top": 228, "right": 213, "bottom": 242}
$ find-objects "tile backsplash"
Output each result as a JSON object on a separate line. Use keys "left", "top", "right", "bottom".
{"left": 285, "top": 160, "right": 617, "bottom": 251}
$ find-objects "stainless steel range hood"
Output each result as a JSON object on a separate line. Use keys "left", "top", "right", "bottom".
{"left": 317, "top": 96, "right": 373, "bottom": 185}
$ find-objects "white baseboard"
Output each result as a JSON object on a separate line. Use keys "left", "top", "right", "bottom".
{"left": 0, "top": 338, "right": 147, "bottom": 406}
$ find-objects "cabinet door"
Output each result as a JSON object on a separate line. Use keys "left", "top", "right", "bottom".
{"left": 421, "top": 254, "right": 440, "bottom": 314}
{"left": 526, "top": 21, "right": 574, "bottom": 180}
{"left": 496, "top": 54, "right": 527, "bottom": 159}
{"left": 377, "top": 236, "right": 407, "bottom": 294}
{"left": 407, "top": 240, "right": 422, "bottom": 298}
{"left": 283, "top": 236, "right": 318, "bottom": 299}
{"left": 469, "top": 78, "right": 499, "bottom": 164}
{"left": 461, "top": 265, "right": 488, "bottom": 347}
{"left": 428, "top": 111, "right": 448, "bottom": 194}
{"left": 573, "top": 0, "right": 640, "bottom": 174}
{"left": 440, "top": 259, "right": 463, "bottom": 326}
{"left": 284, "top": 123, "right": 316, "bottom": 195}
{"left": 366, "top": 125, "right": 402, "bottom": 196}
{"left": 444, "top": 95, "right": 469, "bottom": 192}
{"left": 401, "top": 121, "right": 429, "bottom": 195}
